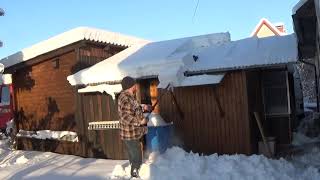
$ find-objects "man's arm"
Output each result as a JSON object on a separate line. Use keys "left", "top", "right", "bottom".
{"left": 120, "top": 100, "right": 145, "bottom": 127}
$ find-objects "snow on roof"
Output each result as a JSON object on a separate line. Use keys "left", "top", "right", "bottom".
{"left": 250, "top": 18, "right": 287, "bottom": 37}
{"left": 0, "top": 27, "right": 149, "bottom": 68}
{"left": 67, "top": 32, "right": 231, "bottom": 86}
{"left": 68, "top": 33, "right": 297, "bottom": 93}
{"left": 188, "top": 34, "right": 298, "bottom": 73}
{"left": 78, "top": 84, "right": 122, "bottom": 99}
{"left": 292, "top": 0, "right": 310, "bottom": 14}
{"left": 67, "top": 43, "right": 148, "bottom": 86}
{"left": 160, "top": 74, "right": 225, "bottom": 88}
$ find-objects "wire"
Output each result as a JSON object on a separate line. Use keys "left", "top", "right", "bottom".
{"left": 192, "top": 0, "right": 200, "bottom": 22}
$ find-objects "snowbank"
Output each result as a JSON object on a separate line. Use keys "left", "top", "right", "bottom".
{"left": 16, "top": 130, "right": 78, "bottom": 142}
{"left": 0, "top": 138, "right": 126, "bottom": 179}
{"left": 112, "top": 147, "right": 320, "bottom": 180}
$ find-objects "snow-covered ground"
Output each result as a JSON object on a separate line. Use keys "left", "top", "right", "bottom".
{"left": 2, "top": 111, "right": 320, "bottom": 180}
{"left": 0, "top": 135, "right": 126, "bottom": 180}
{"left": 1, "top": 132, "right": 320, "bottom": 180}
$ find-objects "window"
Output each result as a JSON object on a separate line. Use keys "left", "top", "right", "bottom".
{"left": 263, "top": 71, "right": 289, "bottom": 115}
{"left": 0, "top": 86, "right": 10, "bottom": 105}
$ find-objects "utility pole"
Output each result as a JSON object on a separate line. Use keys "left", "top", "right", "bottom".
{"left": 0, "top": 8, "right": 4, "bottom": 47}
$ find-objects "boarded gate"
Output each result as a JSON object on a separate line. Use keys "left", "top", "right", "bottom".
{"left": 75, "top": 91, "right": 127, "bottom": 159}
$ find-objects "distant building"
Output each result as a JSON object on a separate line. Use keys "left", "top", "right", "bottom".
{"left": 251, "top": 18, "right": 287, "bottom": 38}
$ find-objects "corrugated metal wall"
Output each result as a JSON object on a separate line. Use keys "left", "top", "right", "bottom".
{"left": 159, "top": 72, "right": 252, "bottom": 155}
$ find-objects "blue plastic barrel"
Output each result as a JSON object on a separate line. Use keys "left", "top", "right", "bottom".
{"left": 146, "top": 124, "right": 173, "bottom": 154}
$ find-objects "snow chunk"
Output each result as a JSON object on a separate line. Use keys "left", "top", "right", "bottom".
{"left": 178, "top": 74, "right": 225, "bottom": 87}
{"left": 78, "top": 84, "right": 122, "bottom": 99}
{"left": 15, "top": 155, "right": 29, "bottom": 165}
{"left": 17, "top": 130, "right": 79, "bottom": 142}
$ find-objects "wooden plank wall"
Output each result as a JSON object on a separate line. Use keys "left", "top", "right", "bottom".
{"left": 12, "top": 41, "right": 127, "bottom": 158}
{"left": 75, "top": 92, "right": 127, "bottom": 159}
{"left": 159, "top": 71, "right": 252, "bottom": 155}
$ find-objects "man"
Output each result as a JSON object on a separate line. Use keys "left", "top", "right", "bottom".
{"left": 118, "top": 76, "right": 151, "bottom": 178}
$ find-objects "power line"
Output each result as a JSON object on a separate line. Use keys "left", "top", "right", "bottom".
{"left": 192, "top": 0, "right": 200, "bottom": 22}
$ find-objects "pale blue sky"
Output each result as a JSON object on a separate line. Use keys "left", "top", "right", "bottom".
{"left": 0, "top": 0, "right": 299, "bottom": 58}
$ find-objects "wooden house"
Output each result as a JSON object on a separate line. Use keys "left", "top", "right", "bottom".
{"left": 68, "top": 33, "right": 298, "bottom": 158}
{"left": 0, "top": 27, "right": 148, "bottom": 158}
{"left": 251, "top": 18, "right": 287, "bottom": 38}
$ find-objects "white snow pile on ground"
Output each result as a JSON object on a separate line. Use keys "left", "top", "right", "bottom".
{"left": 0, "top": 138, "right": 126, "bottom": 179}
{"left": 292, "top": 112, "right": 320, "bottom": 146}
{"left": 16, "top": 130, "right": 79, "bottom": 142}
{"left": 112, "top": 147, "right": 320, "bottom": 180}
{"left": 1, "top": 135, "right": 320, "bottom": 180}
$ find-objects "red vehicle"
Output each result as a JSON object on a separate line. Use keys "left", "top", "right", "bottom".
{"left": 0, "top": 67, "right": 14, "bottom": 133}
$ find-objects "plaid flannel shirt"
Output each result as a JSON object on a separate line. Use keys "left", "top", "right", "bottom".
{"left": 118, "top": 91, "right": 147, "bottom": 140}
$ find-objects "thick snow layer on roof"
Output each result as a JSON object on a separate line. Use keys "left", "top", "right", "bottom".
{"left": 78, "top": 84, "right": 122, "bottom": 99}
{"left": 293, "top": 0, "right": 309, "bottom": 14}
{"left": 0, "top": 27, "right": 149, "bottom": 68}
{"left": 179, "top": 74, "right": 225, "bottom": 87}
{"left": 67, "top": 43, "right": 147, "bottom": 86}
{"left": 67, "top": 32, "right": 231, "bottom": 87}
{"left": 188, "top": 34, "right": 298, "bottom": 73}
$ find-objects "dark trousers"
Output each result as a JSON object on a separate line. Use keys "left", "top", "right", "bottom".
{"left": 124, "top": 139, "right": 142, "bottom": 171}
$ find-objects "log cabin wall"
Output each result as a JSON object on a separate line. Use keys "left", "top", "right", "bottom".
{"left": 8, "top": 40, "right": 127, "bottom": 157}
{"left": 158, "top": 71, "right": 253, "bottom": 155}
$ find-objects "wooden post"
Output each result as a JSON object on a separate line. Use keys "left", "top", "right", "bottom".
{"left": 254, "top": 112, "right": 273, "bottom": 158}
{"left": 150, "top": 80, "right": 160, "bottom": 114}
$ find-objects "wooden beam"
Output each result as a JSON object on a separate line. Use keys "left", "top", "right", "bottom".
{"left": 169, "top": 91, "right": 184, "bottom": 119}
{"left": 212, "top": 87, "right": 225, "bottom": 118}
{"left": 150, "top": 80, "right": 160, "bottom": 114}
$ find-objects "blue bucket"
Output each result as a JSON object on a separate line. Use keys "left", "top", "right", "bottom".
{"left": 146, "top": 124, "right": 173, "bottom": 154}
